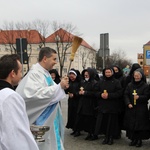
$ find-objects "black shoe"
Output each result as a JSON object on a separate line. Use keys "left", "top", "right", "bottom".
{"left": 129, "top": 139, "right": 138, "bottom": 146}
{"left": 91, "top": 135, "right": 98, "bottom": 141}
{"left": 108, "top": 137, "right": 114, "bottom": 145}
{"left": 136, "top": 140, "right": 142, "bottom": 147}
{"left": 70, "top": 131, "right": 76, "bottom": 135}
{"left": 102, "top": 137, "right": 109, "bottom": 144}
{"left": 74, "top": 132, "right": 81, "bottom": 137}
{"left": 85, "top": 134, "right": 92, "bottom": 140}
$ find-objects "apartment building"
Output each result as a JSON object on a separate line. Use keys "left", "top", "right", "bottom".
{"left": 0, "top": 28, "right": 96, "bottom": 76}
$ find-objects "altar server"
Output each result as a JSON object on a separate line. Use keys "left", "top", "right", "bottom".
{"left": 0, "top": 54, "right": 39, "bottom": 150}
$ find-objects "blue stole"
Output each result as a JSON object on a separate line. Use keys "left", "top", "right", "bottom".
{"left": 34, "top": 75, "right": 57, "bottom": 125}
{"left": 35, "top": 75, "right": 62, "bottom": 150}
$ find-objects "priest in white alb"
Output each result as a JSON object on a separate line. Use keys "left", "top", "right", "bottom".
{"left": 16, "top": 47, "right": 69, "bottom": 150}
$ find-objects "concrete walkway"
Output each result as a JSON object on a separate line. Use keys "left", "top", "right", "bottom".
{"left": 61, "top": 97, "right": 150, "bottom": 150}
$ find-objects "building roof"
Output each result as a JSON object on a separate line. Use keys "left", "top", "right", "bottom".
{"left": 144, "top": 41, "right": 150, "bottom": 46}
{"left": 46, "top": 28, "right": 95, "bottom": 50}
{"left": 0, "top": 28, "right": 95, "bottom": 50}
{"left": 0, "top": 30, "right": 43, "bottom": 44}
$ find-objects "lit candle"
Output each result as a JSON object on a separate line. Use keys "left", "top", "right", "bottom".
{"left": 104, "top": 90, "right": 107, "bottom": 93}
{"left": 80, "top": 87, "right": 84, "bottom": 91}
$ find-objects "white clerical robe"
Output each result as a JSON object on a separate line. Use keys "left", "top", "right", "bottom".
{"left": 0, "top": 88, "right": 39, "bottom": 150}
{"left": 16, "top": 63, "right": 66, "bottom": 150}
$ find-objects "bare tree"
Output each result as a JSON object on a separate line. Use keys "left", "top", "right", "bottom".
{"left": 31, "top": 19, "right": 50, "bottom": 48}
{"left": 106, "top": 49, "right": 132, "bottom": 69}
{"left": 1, "top": 20, "right": 51, "bottom": 71}
{"left": 80, "top": 47, "right": 96, "bottom": 69}
{"left": 1, "top": 20, "right": 81, "bottom": 75}
{"left": 88, "top": 43, "right": 97, "bottom": 68}
{"left": 51, "top": 21, "right": 81, "bottom": 77}
{"left": 90, "top": 51, "right": 96, "bottom": 68}
{"left": 15, "top": 19, "right": 50, "bottom": 48}
{"left": 96, "top": 49, "right": 132, "bottom": 70}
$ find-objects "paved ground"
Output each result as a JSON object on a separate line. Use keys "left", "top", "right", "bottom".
{"left": 61, "top": 97, "right": 150, "bottom": 150}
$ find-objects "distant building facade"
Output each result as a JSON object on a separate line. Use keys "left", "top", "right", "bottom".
{"left": 137, "top": 53, "right": 143, "bottom": 68}
{"left": 143, "top": 41, "right": 150, "bottom": 76}
{"left": 0, "top": 29, "right": 96, "bottom": 76}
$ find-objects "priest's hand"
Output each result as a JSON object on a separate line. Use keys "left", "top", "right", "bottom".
{"left": 60, "top": 75, "right": 69, "bottom": 89}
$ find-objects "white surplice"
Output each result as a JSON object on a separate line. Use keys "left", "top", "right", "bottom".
{"left": 16, "top": 63, "right": 67, "bottom": 150}
{"left": 0, "top": 88, "right": 39, "bottom": 150}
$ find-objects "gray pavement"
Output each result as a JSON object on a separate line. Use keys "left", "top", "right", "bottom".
{"left": 61, "top": 97, "right": 150, "bottom": 150}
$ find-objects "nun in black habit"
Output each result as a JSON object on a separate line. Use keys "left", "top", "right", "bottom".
{"left": 65, "top": 69, "right": 81, "bottom": 135}
{"left": 74, "top": 68, "right": 98, "bottom": 140}
{"left": 94, "top": 67, "right": 122, "bottom": 145}
{"left": 123, "top": 69, "right": 150, "bottom": 147}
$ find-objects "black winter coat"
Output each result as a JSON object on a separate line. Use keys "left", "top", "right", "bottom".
{"left": 77, "top": 79, "right": 97, "bottom": 116}
{"left": 95, "top": 77, "right": 123, "bottom": 113}
{"left": 124, "top": 81, "right": 150, "bottom": 131}
{"left": 65, "top": 79, "right": 81, "bottom": 129}
{"left": 66, "top": 80, "right": 80, "bottom": 107}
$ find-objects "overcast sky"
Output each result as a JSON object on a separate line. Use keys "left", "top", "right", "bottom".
{"left": 1, "top": 0, "right": 150, "bottom": 62}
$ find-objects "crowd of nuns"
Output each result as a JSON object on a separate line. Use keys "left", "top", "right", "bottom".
{"left": 50, "top": 63, "right": 150, "bottom": 148}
